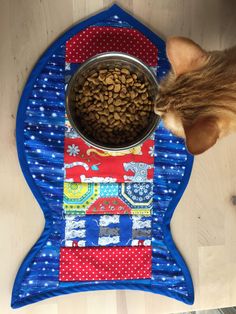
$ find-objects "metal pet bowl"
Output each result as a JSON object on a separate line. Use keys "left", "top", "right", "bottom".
{"left": 66, "top": 52, "right": 160, "bottom": 151}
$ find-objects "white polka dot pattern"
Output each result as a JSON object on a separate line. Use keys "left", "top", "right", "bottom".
{"left": 66, "top": 26, "right": 158, "bottom": 66}
{"left": 59, "top": 246, "right": 152, "bottom": 281}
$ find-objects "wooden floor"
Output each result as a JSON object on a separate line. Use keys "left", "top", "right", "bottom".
{"left": 1, "top": 0, "right": 236, "bottom": 313}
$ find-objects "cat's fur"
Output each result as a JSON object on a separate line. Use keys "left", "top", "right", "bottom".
{"left": 154, "top": 37, "right": 236, "bottom": 155}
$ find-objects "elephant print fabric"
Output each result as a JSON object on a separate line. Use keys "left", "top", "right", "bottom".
{"left": 64, "top": 118, "right": 155, "bottom": 183}
{"left": 12, "top": 5, "right": 194, "bottom": 309}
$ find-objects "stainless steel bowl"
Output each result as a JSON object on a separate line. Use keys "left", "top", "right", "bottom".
{"left": 66, "top": 52, "right": 160, "bottom": 151}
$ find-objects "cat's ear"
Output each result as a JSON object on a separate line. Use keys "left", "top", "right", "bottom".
{"left": 166, "top": 37, "right": 208, "bottom": 76}
{"left": 183, "top": 117, "right": 219, "bottom": 155}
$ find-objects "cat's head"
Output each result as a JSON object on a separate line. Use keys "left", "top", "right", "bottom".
{"left": 155, "top": 37, "right": 233, "bottom": 155}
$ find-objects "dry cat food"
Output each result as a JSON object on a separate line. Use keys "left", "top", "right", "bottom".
{"left": 74, "top": 67, "right": 154, "bottom": 145}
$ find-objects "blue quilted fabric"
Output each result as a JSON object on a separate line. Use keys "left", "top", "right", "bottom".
{"left": 12, "top": 5, "right": 194, "bottom": 308}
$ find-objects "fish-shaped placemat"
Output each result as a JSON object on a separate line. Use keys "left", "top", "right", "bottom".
{"left": 12, "top": 4, "right": 194, "bottom": 308}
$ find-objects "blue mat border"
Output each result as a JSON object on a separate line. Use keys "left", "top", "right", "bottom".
{"left": 12, "top": 4, "right": 194, "bottom": 308}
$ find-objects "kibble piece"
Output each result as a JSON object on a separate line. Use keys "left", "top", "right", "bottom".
{"left": 98, "top": 73, "right": 106, "bottom": 81}
{"left": 130, "top": 91, "right": 136, "bottom": 99}
{"left": 114, "top": 99, "right": 122, "bottom": 106}
{"left": 113, "top": 120, "right": 121, "bottom": 127}
{"left": 87, "top": 77, "right": 99, "bottom": 85}
{"left": 114, "top": 112, "right": 120, "bottom": 120}
{"left": 121, "top": 75, "right": 126, "bottom": 84}
{"left": 102, "top": 109, "right": 109, "bottom": 116}
{"left": 99, "top": 93, "right": 104, "bottom": 102}
{"left": 121, "top": 86, "right": 127, "bottom": 94}
{"left": 120, "top": 115, "right": 126, "bottom": 123}
{"left": 114, "top": 84, "right": 121, "bottom": 93}
{"left": 105, "top": 77, "right": 114, "bottom": 85}
{"left": 83, "top": 88, "right": 90, "bottom": 96}
{"left": 80, "top": 97, "right": 88, "bottom": 104}
{"left": 140, "top": 111, "right": 147, "bottom": 116}
{"left": 107, "top": 85, "right": 114, "bottom": 91}
{"left": 126, "top": 77, "right": 133, "bottom": 84}
{"left": 141, "top": 93, "right": 148, "bottom": 100}
{"left": 108, "top": 104, "right": 115, "bottom": 112}
{"left": 94, "top": 94, "right": 100, "bottom": 101}
{"left": 121, "top": 68, "right": 130, "bottom": 75}
{"left": 100, "top": 116, "right": 107, "bottom": 123}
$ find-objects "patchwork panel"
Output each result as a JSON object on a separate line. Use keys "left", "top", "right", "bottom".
{"left": 62, "top": 19, "right": 156, "bottom": 287}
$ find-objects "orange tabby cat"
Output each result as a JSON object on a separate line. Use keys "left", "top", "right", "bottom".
{"left": 154, "top": 37, "right": 236, "bottom": 155}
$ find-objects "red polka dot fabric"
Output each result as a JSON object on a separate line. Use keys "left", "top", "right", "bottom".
{"left": 66, "top": 26, "right": 158, "bottom": 66}
{"left": 59, "top": 246, "right": 152, "bottom": 281}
